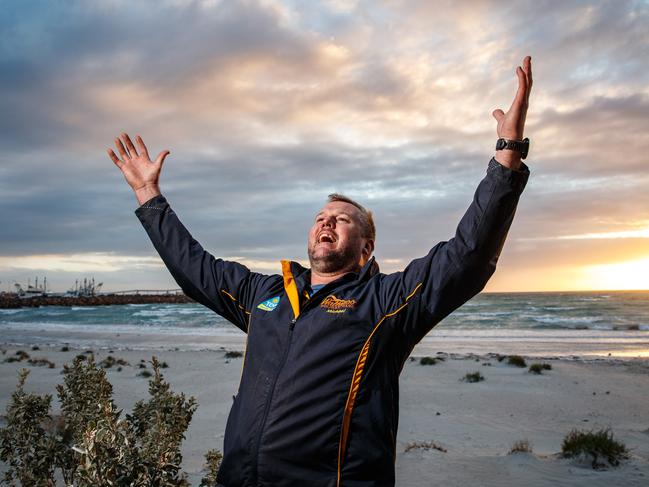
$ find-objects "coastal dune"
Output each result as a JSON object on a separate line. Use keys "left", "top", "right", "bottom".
{"left": 1, "top": 343, "right": 648, "bottom": 486}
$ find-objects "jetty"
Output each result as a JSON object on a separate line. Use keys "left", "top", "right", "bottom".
{"left": 0, "top": 289, "right": 193, "bottom": 309}
{"left": 1, "top": 276, "right": 195, "bottom": 309}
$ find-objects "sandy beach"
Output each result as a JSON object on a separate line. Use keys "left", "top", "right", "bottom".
{"left": 2, "top": 339, "right": 648, "bottom": 486}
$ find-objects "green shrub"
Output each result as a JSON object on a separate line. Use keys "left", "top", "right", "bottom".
{"left": 0, "top": 355, "right": 215, "bottom": 485}
{"left": 55, "top": 354, "right": 115, "bottom": 482}
{"left": 0, "top": 369, "right": 57, "bottom": 485}
{"left": 561, "top": 428, "right": 630, "bottom": 469}
{"left": 461, "top": 371, "right": 484, "bottom": 383}
{"left": 507, "top": 355, "right": 527, "bottom": 367}
{"left": 419, "top": 356, "right": 437, "bottom": 366}
{"left": 126, "top": 357, "right": 198, "bottom": 485}
{"left": 199, "top": 449, "right": 223, "bottom": 486}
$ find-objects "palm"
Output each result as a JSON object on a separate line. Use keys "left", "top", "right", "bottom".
{"left": 122, "top": 153, "right": 159, "bottom": 189}
{"left": 108, "top": 133, "right": 169, "bottom": 191}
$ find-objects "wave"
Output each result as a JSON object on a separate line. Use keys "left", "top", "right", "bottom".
{"left": 0, "top": 309, "right": 24, "bottom": 315}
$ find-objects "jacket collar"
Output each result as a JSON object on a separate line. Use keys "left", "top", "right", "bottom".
{"left": 283, "top": 256, "right": 380, "bottom": 289}
{"left": 280, "top": 257, "right": 379, "bottom": 320}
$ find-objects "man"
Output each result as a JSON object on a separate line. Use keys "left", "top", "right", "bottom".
{"left": 109, "top": 56, "right": 533, "bottom": 487}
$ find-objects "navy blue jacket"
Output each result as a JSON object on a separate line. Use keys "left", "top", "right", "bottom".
{"left": 135, "top": 157, "right": 529, "bottom": 486}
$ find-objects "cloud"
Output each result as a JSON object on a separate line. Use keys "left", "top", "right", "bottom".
{"left": 0, "top": 253, "right": 164, "bottom": 273}
{"left": 1, "top": 0, "right": 648, "bottom": 291}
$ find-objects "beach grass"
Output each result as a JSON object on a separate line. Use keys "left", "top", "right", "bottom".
{"left": 461, "top": 371, "right": 485, "bottom": 383}
{"left": 26, "top": 358, "right": 55, "bottom": 368}
{"left": 507, "top": 355, "right": 527, "bottom": 368}
{"left": 529, "top": 362, "right": 552, "bottom": 374}
{"left": 420, "top": 356, "right": 438, "bottom": 365}
{"left": 224, "top": 350, "right": 243, "bottom": 359}
{"left": 508, "top": 439, "right": 533, "bottom": 454}
{"left": 404, "top": 441, "right": 448, "bottom": 453}
{"left": 561, "top": 428, "right": 630, "bottom": 469}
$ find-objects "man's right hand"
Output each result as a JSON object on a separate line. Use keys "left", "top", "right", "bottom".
{"left": 108, "top": 133, "right": 170, "bottom": 205}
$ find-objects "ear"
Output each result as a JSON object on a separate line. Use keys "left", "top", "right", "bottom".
{"left": 362, "top": 239, "right": 375, "bottom": 257}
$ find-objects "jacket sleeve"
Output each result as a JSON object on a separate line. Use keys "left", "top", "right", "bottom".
{"left": 379, "top": 157, "right": 530, "bottom": 351}
{"left": 134, "top": 194, "right": 271, "bottom": 333}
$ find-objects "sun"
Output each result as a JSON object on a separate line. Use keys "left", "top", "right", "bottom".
{"left": 575, "top": 256, "right": 649, "bottom": 291}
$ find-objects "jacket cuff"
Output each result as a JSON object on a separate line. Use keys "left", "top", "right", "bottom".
{"left": 487, "top": 157, "right": 530, "bottom": 190}
{"left": 134, "top": 194, "right": 169, "bottom": 216}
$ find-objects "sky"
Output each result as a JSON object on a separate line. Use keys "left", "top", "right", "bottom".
{"left": 1, "top": 0, "right": 648, "bottom": 293}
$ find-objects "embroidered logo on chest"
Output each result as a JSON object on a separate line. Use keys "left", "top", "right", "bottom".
{"left": 257, "top": 296, "right": 280, "bottom": 311}
{"left": 320, "top": 295, "right": 357, "bottom": 314}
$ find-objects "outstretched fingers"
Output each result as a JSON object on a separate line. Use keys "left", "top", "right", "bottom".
{"left": 523, "top": 56, "right": 533, "bottom": 103}
{"left": 155, "top": 150, "right": 170, "bottom": 167}
{"left": 121, "top": 133, "right": 139, "bottom": 158}
{"left": 114, "top": 137, "right": 129, "bottom": 161}
{"left": 107, "top": 148, "right": 124, "bottom": 169}
{"left": 136, "top": 135, "right": 150, "bottom": 160}
{"left": 509, "top": 66, "right": 528, "bottom": 114}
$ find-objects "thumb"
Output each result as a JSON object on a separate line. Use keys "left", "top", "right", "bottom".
{"left": 155, "top": 150, "right": 170, "bottom": 167}
{"left": 492, "top": 109, "right": 505, "bottom": 122}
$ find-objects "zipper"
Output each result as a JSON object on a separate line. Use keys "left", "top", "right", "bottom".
{"left": 251, "top": 317, "right": 297, "bottom": 485}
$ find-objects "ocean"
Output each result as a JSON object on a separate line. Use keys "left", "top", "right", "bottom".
{"left": 2, "top": 291, "right": 649, "bottom": 360}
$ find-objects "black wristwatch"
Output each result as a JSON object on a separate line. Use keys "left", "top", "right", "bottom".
{"left": 496, "top": 137, "right": 530, "bottom": 159}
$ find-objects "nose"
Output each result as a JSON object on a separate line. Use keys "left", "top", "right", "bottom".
{"left": 320, "top": 216, "right": 335, "bottom": 228}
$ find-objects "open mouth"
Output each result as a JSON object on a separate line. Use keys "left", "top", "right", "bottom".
{"left": 317, "top": 232, "right": 336, "bottom": 244}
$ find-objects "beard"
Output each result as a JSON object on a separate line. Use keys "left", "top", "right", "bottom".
{"left": 308, "top": 243, "right": 361, "bottom": 274}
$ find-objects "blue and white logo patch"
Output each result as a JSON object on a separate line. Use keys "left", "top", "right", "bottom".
{"left": 257, "top": 296, "right": 280, "bottom": 312}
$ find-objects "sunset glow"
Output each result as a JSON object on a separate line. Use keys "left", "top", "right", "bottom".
{"left": 576, "top": 257, "right": 649, "bottom": 292}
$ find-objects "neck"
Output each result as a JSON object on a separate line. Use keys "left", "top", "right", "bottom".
{"left": 310, "top": 269, "right": 349, "bottom": 287}
{"left": 311, "top": 259, "right": 367, "bottom": 286}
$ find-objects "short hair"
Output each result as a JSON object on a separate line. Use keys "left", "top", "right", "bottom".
{"left": 327, "top": 193, "right": 376, "bottom": 241}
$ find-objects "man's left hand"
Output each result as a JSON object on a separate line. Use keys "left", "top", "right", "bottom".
{"left": 492, "top": 56, "right": 533, "bottom": 169}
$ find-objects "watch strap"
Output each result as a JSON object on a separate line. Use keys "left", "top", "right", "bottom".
{"left": 496, "top": 137, "right": 529, "bottom": 159}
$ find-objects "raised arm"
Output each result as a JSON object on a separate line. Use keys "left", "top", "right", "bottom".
{"left": 380, "top": 56, "right": 533, "bottom": 352}
{"left": 108, "top": 133, "right": 271, "bottom": 332}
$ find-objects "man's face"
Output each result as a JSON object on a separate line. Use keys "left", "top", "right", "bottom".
{"left": 307, "top": 201, "right": 372, "bottom": 274}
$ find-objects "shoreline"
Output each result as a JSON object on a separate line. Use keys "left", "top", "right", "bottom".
{"left": 2, "top": 324, "right": 648, "bottom": 363}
